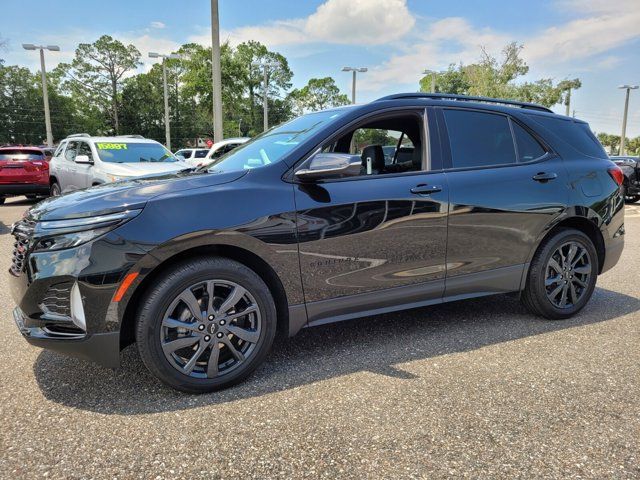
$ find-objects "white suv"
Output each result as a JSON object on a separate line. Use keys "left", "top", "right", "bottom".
{"left": 49, "top": 134, "right": 187, "bottom": 195}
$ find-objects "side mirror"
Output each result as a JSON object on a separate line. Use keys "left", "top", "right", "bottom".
{"left": 295, "top": 153, "right": 361, "bottom": 181}
{"left": 75, "top": 155, "right": 93, "bottom": 165}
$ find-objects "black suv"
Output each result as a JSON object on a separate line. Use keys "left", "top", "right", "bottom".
{"left": 10, "top": 93, "right": 625, "bottom": 392}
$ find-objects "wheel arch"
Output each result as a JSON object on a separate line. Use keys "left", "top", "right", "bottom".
{"left": 521, "top": 214, "right": 606, "bottom": 291}
{"left": 119, "top": 243, "right": 292, "bottom": 349}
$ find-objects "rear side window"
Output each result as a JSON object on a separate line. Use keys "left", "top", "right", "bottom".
{"left": 194, "top": 150, "right": 208, "bottom": 158}
{"left": 65, "top": 141, "right": 78, "bottom": 162}
{"left": 443, "top": 110, "right": 516, "bottom": 168}
{"left": 512, "top": 122, "right": 546, "bottom": 162}
{"left": 527, "top": 115, "right": 606, "bottom": 158}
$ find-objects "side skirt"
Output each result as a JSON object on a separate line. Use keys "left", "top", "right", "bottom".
{"left": 288, "top": 264, "right": 526, "bottom": 333}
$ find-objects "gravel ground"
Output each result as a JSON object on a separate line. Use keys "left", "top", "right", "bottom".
{"left": 0, "top": 196, "right": 638, "bottom": 479}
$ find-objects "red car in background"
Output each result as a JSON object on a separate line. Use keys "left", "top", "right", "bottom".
{"left": 0, "top": 146, "right": 51, "bottom": 204}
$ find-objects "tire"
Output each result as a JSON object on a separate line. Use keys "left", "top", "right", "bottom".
{"left": 135, "top": 256, "right": 277, "bottom": 393}
{"left": 0, "top": 197, "right": 5, "bottom": 205}
{"left": 626, "top": 195, "right": 640, "bottom": 204}
{"left": 522, "top": 228, "right": 598, "bottom": 320}
{"left": 50, "top": 182, "right": 61, "bottom": 197}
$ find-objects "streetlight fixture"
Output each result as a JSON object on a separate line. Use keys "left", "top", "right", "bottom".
{"left": 342, "top": 67, "right": 367, "bottom": 104}
{"left": 422, "top": 69, "right": 437, "bottom": 93}
{"left": 149, "top": 52, "right": 181, "bottom": 151}
{"left": 252, "top": 61, "right": 279, "bottom": 131}
{"left": 618, "top": 85, "right": 639, "bottom": 156}
{"left": 22, "top": 43, "right": 60, "bottom": 146}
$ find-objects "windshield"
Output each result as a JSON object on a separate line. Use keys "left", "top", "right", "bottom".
{"left": 203, "top": 110, "right": 345, "bottom": 173}
{"left": 95, "top": 142, "right": 178, "bottom": 163}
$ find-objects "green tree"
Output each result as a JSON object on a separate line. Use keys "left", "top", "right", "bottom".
{"left": 57, "top": 35, "right": 141, "bottom": 133}
{"left": 288, "top": 77, "right": 350, "bottom": 114}
{"left": 419, "top": 43, "right": 568, "bottom": 108}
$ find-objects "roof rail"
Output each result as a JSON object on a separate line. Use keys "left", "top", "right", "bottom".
{"left": 66, "top": 133, "right": 91, "bottom": 138}
{"left": 375, "top": 92, "right": 553, "bottom": 113}
{"left": 117, "top": 134, "right": 145, "bottom": 139}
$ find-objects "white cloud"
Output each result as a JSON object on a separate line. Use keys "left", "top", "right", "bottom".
{"left": 150, "top": 21, "right": 166, "bottom": 29}
{"left": 190, "top": 0, "right": 415, "bottom": 47}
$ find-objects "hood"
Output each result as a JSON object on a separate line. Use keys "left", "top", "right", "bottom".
{"left": 29, "top": 169, "right": 247, "bottom": 221}
{"left": 100, "top": 161, "right": 187, "bottom": 176}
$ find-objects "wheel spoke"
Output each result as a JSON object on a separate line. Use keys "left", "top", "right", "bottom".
{"left": 566, "top": 244, "right": 578, "bottom": 265}
{"left": 571, "top": 249, "right": 586, "bottom": 267}
{"left": 226, "top": 324, "right": 260, "bottom": 343}
{"left": 569, "top": 282, "right": 579, "bottom": 305}
{"left": 548, "top": 258, "right": 563, "bottom": 274}
{"left": 217, "top": 286, "right": 247, "bottom": 315}
{"left": 205, "top": 281, "right": 216, "bottom": 314}
{"left": 179, "top": 289, "right": 203, "bottom": 321}
{"left": 182, "top": 342, "right": 206, "bottom": 374}
{"left": 573, "top": 277, "right": 587, "bottom": 288}
{"left": 162, "top": 317, "right": 200, "bottom": 332}
{"left": 545, "top": 275, "right": 562, "bottom": 287}
{"left": 559, "top": 285, "right": 569, "bottom": 308}
{"left": 207, "top": 342, "right": 221, "bottom": 378}
{"left": 162, "top": 335, "right": 199, "bottom": 355}
{"left": 223, "top": 305, "right": 258, "bottom": 322}
{"left": 549, "top": 283, "right": 564, "bottom": 300}
{"left": 222, "top": 337, "right": 245, "bottom": 362}
{"left": 573, "top": 265, "right": 591, "bottom": 275}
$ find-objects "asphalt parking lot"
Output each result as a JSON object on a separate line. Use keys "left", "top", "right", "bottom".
{"left": 0, "top": 197, "right": 638, "bottom": 479}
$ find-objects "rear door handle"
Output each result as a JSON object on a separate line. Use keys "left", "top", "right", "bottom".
{"left": 410, "top": 184, "right": 442, "bottom": 195}
{"left": 532, "top": 172, "right": 558, "bottom": 182}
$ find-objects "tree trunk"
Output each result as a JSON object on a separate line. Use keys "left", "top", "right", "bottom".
{"left": 112, "top": 79, "right": 119, "bottom": 134}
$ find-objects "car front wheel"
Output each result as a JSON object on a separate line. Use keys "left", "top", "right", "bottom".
{"left": 522, "top": 228, "right": 598, "bottom": 319}
{"left": 50, "top": 182, "right": 61, "bottom": 197}
{"left": 135, "top": 257, "right": 277, "bottom": 393}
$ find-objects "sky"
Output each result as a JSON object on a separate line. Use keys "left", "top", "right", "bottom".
{"left": 1, "top": 0, "right": 639, "bottom": 136}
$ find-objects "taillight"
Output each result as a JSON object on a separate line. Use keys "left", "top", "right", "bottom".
{"left": 608, "top": 166, "right": 624, "bottom": 186}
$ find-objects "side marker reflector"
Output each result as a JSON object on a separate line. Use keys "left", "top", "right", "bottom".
{"left": 113, "top": 272, "right": 139, "bottom": 302}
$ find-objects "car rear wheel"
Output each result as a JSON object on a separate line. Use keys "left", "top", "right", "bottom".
{"left": 0, "top": 196, "right": 5, "bottom": 205}
{"left": 135, "top": 257, "right": 277, "bottom": 393}
{"left": 522, "top": 228, "right": 597, "bottom": 319}
{"left": 50, "top": 182, "right": 61, "bottom": 197}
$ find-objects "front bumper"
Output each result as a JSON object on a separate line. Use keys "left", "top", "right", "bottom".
{"left": 13, "top": 307, "right": 120, "bottom": 368}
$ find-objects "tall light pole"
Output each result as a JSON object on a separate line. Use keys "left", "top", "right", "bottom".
{"left": 149, "top": 52, "right": 181, "bottom": 150}
{"left": 619, "top": 85, "right": 638, "bottom": 156}
{"left": 22, "top": 44, "right": 59, "bottom": 146}
{"left": 211, "top": 0, "right": 223, "bottom": 142}
{"left": 342, "top": 67, "right": 367, "bottom": 104}
{"left": 252, "top": 62, "right": 279, "bottom": 131}
{"left": 422, "top": 69, "right": 436, "bottom": 93}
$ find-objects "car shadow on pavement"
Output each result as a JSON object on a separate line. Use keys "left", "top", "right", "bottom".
{"left": 33, "top": 287, "right": 639, "bottom": 414}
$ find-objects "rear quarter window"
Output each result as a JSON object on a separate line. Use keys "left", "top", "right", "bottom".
{"left": 527, "top": 115, "right": 607, "bottom": 159}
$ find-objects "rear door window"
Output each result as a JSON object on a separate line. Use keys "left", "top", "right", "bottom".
{"left": 443, "top": 109, "right": 516, "bottom": 168}
{"left": 512, "top": 122, "right": 546, "bottom": 162}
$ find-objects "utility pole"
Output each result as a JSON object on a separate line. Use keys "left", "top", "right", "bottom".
{"left": 618, "top": 85, "right": 639, "bottom": 155}
{"left": 22, "top": 44, "right": 59, "bottom": 146}
{"left": 565, "top": 88, "right": 571, "bottom": 117}
{"left": 422, "top": 69, "right": 436, "bottom": 93}
{"left": 252, "top": 62, "right": 278, "bottom": 131}
{"left": 149, "top": 52, "right": 181, "bottom": 150}
{"left": 342, "top": 67, "right": 367, "bottom": 104}
{"left": 211, "top": 0, "right": 223, "bottom": 142}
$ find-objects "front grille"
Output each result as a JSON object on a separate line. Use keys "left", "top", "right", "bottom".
{"left": 39, "top": 281, "right": 73, "bottom": 318}
{"left": 10, "top": 217, "right": 35, "bottom": 276}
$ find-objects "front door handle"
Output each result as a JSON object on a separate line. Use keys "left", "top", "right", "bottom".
{"left": 532, "top": 172, "right": 558, "bottom": 182}
{"left": 410, "top": 184, "right": 442, "bottom": 195}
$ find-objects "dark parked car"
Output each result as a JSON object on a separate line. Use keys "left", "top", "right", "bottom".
{"left": 610, "top": 155, "right": 639, "bottom": 203}
{"left": 10, "top": 93, "right": 625, "bottom": 392}
{"left": 0, "top": 146, "right": 50, "bottom": 204}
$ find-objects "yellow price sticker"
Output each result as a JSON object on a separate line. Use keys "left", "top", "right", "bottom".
{"left": 96, "top": 143, "right": 128, "bottom": 150}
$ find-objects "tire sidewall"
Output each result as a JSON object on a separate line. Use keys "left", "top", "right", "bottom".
{"left": 530, "top": 230, "right": 598, "bottom": 319}
{"left": 136, "top": 257, "right": 277, "bottom": 393}
{"left": 50, "top": 183, "right": 61, "bottom": 196}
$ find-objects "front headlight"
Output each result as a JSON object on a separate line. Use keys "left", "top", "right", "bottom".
{"left": 33, "top": 209, "right": 142, "bottom": 251}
